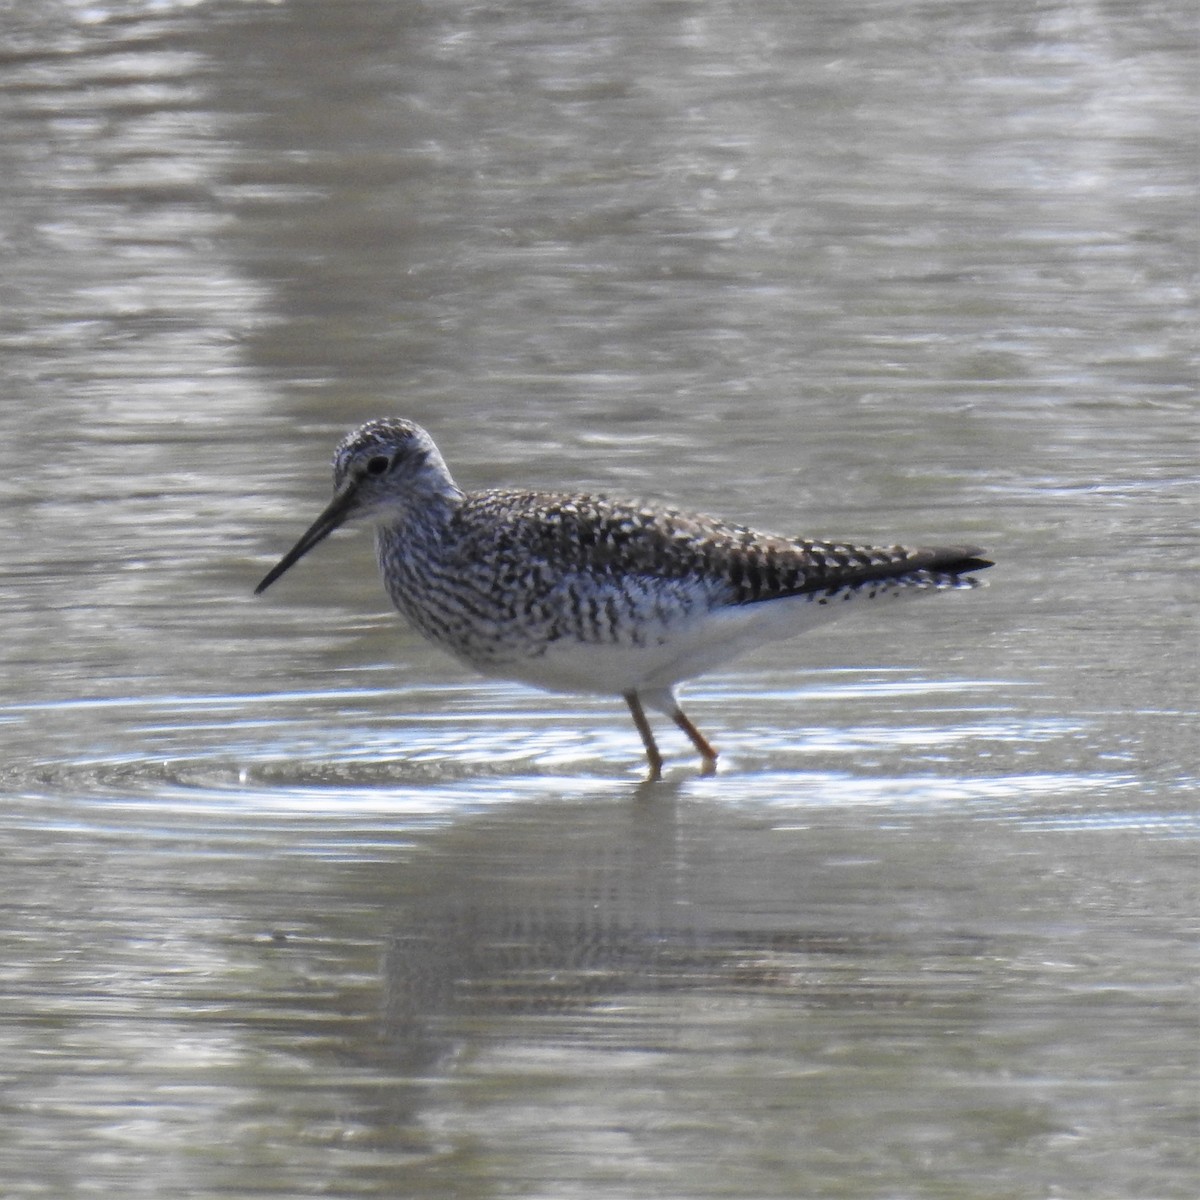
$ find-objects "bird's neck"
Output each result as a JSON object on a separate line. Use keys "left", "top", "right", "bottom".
{"left": 375, "top": 483, "right": 463, "bottom": 547}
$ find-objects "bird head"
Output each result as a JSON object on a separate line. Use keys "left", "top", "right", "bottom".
{"left": 254, "top": 418, "right": 458, "bottom": 594}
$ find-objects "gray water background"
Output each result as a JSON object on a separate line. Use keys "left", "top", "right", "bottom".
{"left": 0, "top": 0, "right": 1196, "bottom": 1196}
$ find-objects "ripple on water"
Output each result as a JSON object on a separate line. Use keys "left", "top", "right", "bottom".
{"left": 0, "top": 670, "right": 1173, "bottom": 843}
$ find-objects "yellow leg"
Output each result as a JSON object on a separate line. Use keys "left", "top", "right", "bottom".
{"left": 670, "top": 705, "right": 719, "bottom": 775}
{"left": 623, "top": 691, "right": 664, "bottom": 782}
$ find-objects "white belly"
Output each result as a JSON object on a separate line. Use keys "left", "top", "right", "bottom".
{"left": 472, "top": 584, "right": 905, "bottom": 697}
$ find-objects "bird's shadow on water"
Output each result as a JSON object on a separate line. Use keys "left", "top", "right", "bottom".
{"left": 340, "top": 770, "right": 974, "bottom": 1090}
{"left": 366, "top": 780, "right": 693, "bottom": 1083}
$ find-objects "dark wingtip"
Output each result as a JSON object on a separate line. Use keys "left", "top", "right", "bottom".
{"left": 940, "top": 547, "right": 994, "bottom": 574}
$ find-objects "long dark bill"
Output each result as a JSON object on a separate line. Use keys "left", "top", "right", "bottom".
{"left": 254, "top": 485, "right": 360, "bottom": 595}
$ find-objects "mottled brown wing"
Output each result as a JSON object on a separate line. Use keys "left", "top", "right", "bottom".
{"left": 461, "top": 490, "right": 991, "bottom": 603}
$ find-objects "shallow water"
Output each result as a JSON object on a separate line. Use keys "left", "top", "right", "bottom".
{"left": 1, "top": 0, "right": 1196, "bottom": 1197}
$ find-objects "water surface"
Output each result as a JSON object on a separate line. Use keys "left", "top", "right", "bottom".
{"left": 0, "top": 0, "right": 1195, "bottom": 1196}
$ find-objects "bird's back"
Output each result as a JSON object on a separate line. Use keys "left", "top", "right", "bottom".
{"left": 446, "top": 488, "right": 990, "bottom": 600}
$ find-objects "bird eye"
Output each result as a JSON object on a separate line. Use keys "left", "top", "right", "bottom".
{"left": 365, "top": 455, "right": 390, "bottom": 476}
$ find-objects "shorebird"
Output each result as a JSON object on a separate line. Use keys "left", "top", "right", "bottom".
{"left": 255, "top": 418, "right": 992, "bottom": 779}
